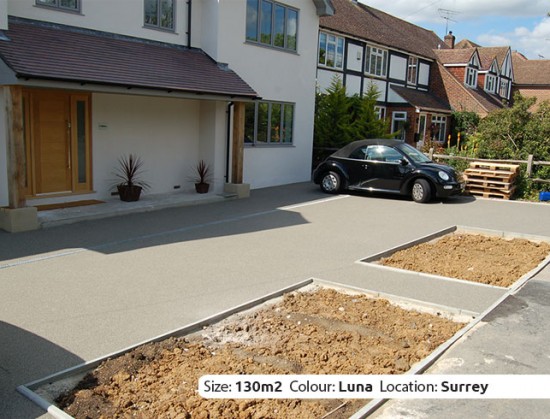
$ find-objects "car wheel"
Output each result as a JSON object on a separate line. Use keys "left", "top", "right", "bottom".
{"left": 411, "top": 179, "right": 431, "bottom": 203}
{"left": 320, "top": 171, "right": 341, "bottom": 194}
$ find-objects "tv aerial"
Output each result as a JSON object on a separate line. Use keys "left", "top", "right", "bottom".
{"left": 438, "top": 8, "right": 459, "bottom": 35}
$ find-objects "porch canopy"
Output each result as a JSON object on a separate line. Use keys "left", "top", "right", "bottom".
{"left": 390, "top": 85, "right": 451, "bottom": 114}
{"left": 0, "top": 17, "right": 259, "bottom": 99}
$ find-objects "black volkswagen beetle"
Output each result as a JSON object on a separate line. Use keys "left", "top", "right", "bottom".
{"left": 313, "top": 139, "right": 463, "bottom": 203}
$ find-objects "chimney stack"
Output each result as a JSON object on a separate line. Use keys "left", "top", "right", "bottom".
{"left": 444, "top": 31, "right": 455, "bottom": 49}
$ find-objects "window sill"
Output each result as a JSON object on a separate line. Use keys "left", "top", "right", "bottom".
{"left": 245, "top": 143, "right": 295, "bottom": 148}
{"left": 244, "top": 40, "right": 298, "bottom": 56}
{"left": 34, "top": 4, "right": 83, "bottom": 15}
{"left": 143, "top": 25, "right": 178, "bottom": 35}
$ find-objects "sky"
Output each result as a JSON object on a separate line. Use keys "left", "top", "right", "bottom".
{"left": 359, "top": 0, "right": 550, "bottom": 60}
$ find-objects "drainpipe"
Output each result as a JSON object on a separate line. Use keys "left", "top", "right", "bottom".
{"left": 225, "top": 102, "right": 234, "bottom": 183}
{"left": 187, "top": 0, "right": 192, "bottom": 48}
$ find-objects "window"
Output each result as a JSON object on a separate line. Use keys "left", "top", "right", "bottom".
{"left": 365, "top": 46, "right": 388, "bottom": 77}
{"left": 246, "top": 0, "right": 298, "bottom": 52}
{"left": 430, "top": 115, "right": 447, "bottom": 142}
{"left": 465, "top": 67, "right": 478, "bottom": 88}
{"left": 485, "top": 74, "right": 497, "bottom": 93}
{"left": 36, "top": 0, "right": 80, "bottom": 12}
{"left": 244, "top": 101, "right": 294, "bottom": 145}
{"left": 407, "top": 57, "right": 418, "bottom": 85}
{"left": 374, "top": 106, "right": 386, "bottom": 120}
{"left": 391, "top": 111, "right": 407, "bottom": 141}
{"left": 499, "top": 79, "right": 510, "bottom": 99}
{"left": 318, "top": 31, "right": 344, "bottom": 69}
{"left": 144, "top": 0, "right": 175, "bottom": 31}
{"left": 365, "top": 145, "right": 403, "bottom": 163}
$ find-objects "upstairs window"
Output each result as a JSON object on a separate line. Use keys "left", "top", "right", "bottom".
{"left": 318, "top": 32, "right": 344, "bottom": 69}
{"left": 246, "top": 0, "right": 299, "bottom": 52}
{"left": 465, "top": 67, "right": 478, "bottom": 88}
{"left": 365, "top": 46, "right": 388, "bottom": 77}
{"left": 407, "top": 56, "right": 418, "bottom": 85}
{"left": 36, "top": 0, "right": 80, "bottom": 12}
{"left": 485, "top": 74, "right": 497, "bottom": 93}
{"left": 144, "top": 0, "right": 175, "bottom": 31}
{"left": 499, "top": 79, "right": 510, "bottom": 99}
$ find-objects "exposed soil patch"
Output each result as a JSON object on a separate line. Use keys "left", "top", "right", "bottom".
{"left": 379, "top": 233, "right": 550, "bottom": 288}
{"left": 56, "top": 287, "right": 464, "bottom": 418}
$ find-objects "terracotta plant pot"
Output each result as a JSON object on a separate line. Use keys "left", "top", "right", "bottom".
{"left": 195, "top": 182, "right": 210, "bottom": 194}
{"left": 117, "top": 184, "right": 143, "bottom": 202}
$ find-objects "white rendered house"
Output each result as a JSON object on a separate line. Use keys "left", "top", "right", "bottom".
{"left": 0, "top": 0, "right": 332, "bottom": 232}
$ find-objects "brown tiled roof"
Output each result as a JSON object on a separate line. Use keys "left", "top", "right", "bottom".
{"left": 390, "top": 86, "right": 451, "bottom": 113}
{"left": 320, "top": 0, "right": 448, "bottom": 60}
{"left": 455, "top": 39, "right": 481, "bottom": 49}
{"left": 434, "top": 48, "right": 476, "bottom": 65}
{"left": 0, "top": 17, "right": 258, "bottom": 98}
{"left": 513, "top": 57, "right": 550, "bottom": 85}
{"left": 477, "top": 47, "right": 509, "bottom": 70}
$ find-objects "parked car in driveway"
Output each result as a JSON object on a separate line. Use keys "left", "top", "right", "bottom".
{"left": 313, "top": 139, "right": 464, "bottom": 203}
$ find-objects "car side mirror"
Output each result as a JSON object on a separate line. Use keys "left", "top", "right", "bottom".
{"left": 400, "top": 159, "right": 409, "bottom": 166}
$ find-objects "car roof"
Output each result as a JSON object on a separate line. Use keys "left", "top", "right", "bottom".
{"left": 331, "top": 139, "right": 405, "bottom": 158}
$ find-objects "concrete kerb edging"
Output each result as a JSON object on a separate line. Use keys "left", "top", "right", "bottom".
{"left": 17, "top": 278, "right": 481, "bottom": 419}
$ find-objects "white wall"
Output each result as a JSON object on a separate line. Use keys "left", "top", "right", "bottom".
{"left": 0, "top": 0, "right": 7, "bottom": 29}
{"left": 316, "top": 68, "right": 340, "bottom": 92}
{"left": 7, "top": 0, "right": 191, "bottom": 46}
{"left": 365, "top": 78, "right": 387, "bottom": 100}
{"left": 92, "top": 93, "right": 209, "bottom": 198}
{"left": 346, "top": 75, "right": 362, "bottom": 96}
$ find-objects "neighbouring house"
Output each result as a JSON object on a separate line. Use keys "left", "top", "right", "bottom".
{"left": 317, "top": 0, "right": 453, "bottom": 149}
{"left": 512, "top": 52, "right": 550, "bottom": 111}
{"left": 433, "top": 33, "right": 514, "bottom": 118}
{"left": 0, "top": 0, "right": 333, "bottom": 232}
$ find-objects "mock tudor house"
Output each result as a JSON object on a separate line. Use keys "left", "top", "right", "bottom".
{"left": 433, "top": 33, "right": 514, "bottom": 117}
{"left": 0, "top": 0, "right": 333, "bottom": 232}
{"left": 512, "top": 52, "right": 550, "bottom": 111}
{"left": 317, "top": 0, "right": 453, "bottom": 149}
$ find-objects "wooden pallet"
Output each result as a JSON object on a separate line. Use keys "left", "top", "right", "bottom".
{"left": 463, "top": 162, "right": 520, "bottom": 200}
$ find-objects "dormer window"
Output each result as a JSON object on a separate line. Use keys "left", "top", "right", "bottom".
{"left": 485, "top": 74, "right": 497, "bottom": 93}
{"left": 465, "top": 67, "right": 478, "bottom": 88}
{"left": 36, "top": 0, "right": 80, "bottom": 13}
{"left": 465, "top": 53, "right": 480, "bottom": 89}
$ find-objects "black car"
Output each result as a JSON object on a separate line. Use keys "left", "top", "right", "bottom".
{"left": 313, "top": 139, "right": 463, "bottom": 203}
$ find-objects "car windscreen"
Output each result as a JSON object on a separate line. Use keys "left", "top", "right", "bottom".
{"left": 400, "top": 143, "right": 432, "bottom": 164}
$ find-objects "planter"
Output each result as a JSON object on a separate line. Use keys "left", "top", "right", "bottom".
{"left": 117, "top": 184, "right": 143, "bottom": 202}
{"left": 195, "top": 182, "right": 210, "bottom": 194}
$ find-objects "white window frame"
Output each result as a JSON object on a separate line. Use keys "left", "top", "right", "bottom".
{"left": 499, "top": 79, "right": 510, "bottom": 99}
{"left": 407, "top": 57, "right": 418, "bottom": 85}
{"left": 430, "top": 115, "right": 447, "bottom": 143}
{"left": 365, "top": 46, "right": 388, "bottom": 77}
{"left": 392, "top": 111, "right": 407, "bottom": 141}
{"left": 318, "top": 31, "right": 344, "bottom": 69}
{"left": 485, "top": 74, "right": 497, "bottom": 93}
{"left": 374, "top": 106, "right": 386, "bottom": 120}
{"left": 465, "top": 67, "right": 478, "bottom": 88}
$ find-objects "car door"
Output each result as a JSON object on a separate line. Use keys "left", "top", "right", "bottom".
{"left": 364, "top": 145, "right": 409, "bottom": 192}
{"left": 345, "top": 145, "right": 377, "bottom": 188}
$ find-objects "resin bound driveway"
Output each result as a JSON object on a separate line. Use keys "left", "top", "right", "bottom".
{"left": 1, "top": 182, "right": 550, "bottom": 418}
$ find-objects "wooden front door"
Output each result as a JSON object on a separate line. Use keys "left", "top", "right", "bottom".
{"left": 25, "top": 89, "right": 92, "bottom": 196}
{"left": 32, "top": 91, "right": 72, "bottom": 194}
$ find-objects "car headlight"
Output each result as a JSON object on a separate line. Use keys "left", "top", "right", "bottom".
{"left": 438, "top": 171, "right": 450, "bottom": 181}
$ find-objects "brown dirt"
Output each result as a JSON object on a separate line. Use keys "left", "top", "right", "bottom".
{"left": 379, "top": 233, "right": 550, "bottom": 288}
{"left": 56, "top": 288, "right": 463, "bottom": 418}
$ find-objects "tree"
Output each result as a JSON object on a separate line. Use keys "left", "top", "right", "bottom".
{"left": 349, "top": 83, "right": 391, "bottom": 141}
{"left": 314, "top": 76, "right": 354, "bottom": 150}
